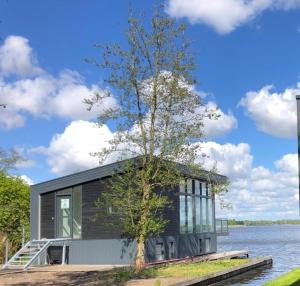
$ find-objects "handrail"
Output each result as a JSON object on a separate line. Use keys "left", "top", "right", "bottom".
{"left": 23, "top": 240, "right": 51, "bottom": 270}
{"left": 1, "top": 240, "right": 31, "bottom": 270}
{"left": 2, "top": 238, "right": 72, "bottom": 270}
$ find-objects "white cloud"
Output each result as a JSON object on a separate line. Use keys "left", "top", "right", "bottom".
{"left": 166, "top": 0, "right": 300, "bottom": 34}
{"left": 0, "top": 69, "right": 117, "bottom": 129}
{"left": 239, "top": 84, "right": 299, "bottom": 138}
{"left": 202, "top": 102, "right": 237, "bottom": 138}
{"left": 36, "top": 120, "right": 114, "bottom": 175}
{"left": 35, "top": 120, "right": 144, "bottom": 175}
{"left": 199, "top": 141, "right": 253, "bottom": 180}
{"left": 0, "top": 36, "right": 117, "bottom": 129}
{"left": 0, "top": 35, "right": 42, "bottom": 77}
{"left": 200, "top": 141, "right": 299, "bottom": 219}
{"left": 20, "top": 174, "right": 34, "bottom": 185}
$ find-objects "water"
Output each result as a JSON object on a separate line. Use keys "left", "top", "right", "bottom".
{"left": 215, "top": 225, "right": 300, "bottom": 285}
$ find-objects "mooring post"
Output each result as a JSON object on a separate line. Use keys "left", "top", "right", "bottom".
{"left": 296, "top": 95, "right": 300, "bottom": 214}
{"left": 62, "top": 242, "right": 66, "bottom": 265}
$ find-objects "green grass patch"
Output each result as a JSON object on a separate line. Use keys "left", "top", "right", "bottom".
{"left": 264, "top": 268, "right": 300, "bottom": 286}
{"left": 114, "top": 258, "right": 251, "bottom": 283}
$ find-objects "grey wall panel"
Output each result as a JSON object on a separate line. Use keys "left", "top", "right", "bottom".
{"left": 30, "top": 191, "right": 39, "bottom": 240}
{"left": 68, "top": 239, "right": 137, "bottom": 265}
{"left": 145, "top": 233, "right": 217, "bottom": 263}
{"left": 40, "top": 192, "right": 55, "bottom": 238}
{"left": 48, "top": 233, "right": 216, "bottom": 265}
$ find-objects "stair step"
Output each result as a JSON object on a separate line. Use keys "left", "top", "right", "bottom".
{"left": 2, "top": 239, "right": 60, "bottom": 270}
{"left": 21, "top": 250, "right": 40, "bottom": 254}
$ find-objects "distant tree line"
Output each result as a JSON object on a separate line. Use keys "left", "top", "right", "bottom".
{"left": 228, "top": 219, "right": 300, "bottom": 226}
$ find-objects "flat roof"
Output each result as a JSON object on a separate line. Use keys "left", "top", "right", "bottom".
{"left": 31, "top": 156, "right": 227, "bottom": 194}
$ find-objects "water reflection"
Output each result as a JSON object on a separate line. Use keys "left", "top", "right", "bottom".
{"left": 213, "top": 265, "right": 272, "bottom": 286}
{"left": 217, "top": 225, "right": 300, "bottom": 285}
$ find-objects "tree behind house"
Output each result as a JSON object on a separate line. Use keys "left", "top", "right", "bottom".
{"left": 86, "top": 8, "right": 219, "bottom": 270}
{"left": 0, "top": 149, "right": 30, "bottom": 262}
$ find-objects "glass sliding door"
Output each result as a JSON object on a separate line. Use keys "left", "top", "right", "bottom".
{"left": 56, "top": 195, "right": 72, "bottom": 238}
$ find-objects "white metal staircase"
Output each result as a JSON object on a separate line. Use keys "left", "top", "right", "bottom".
{"left": 2, "top": 239, "right": 51, "bottom": 270}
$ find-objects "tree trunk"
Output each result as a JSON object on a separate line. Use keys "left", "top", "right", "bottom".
{"left": 135, "top": 238, "right": 145, "bottom": 271}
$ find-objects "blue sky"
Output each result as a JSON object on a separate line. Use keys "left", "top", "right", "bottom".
{"left": 1, "top": 0, "right": 300, "bottom": 220}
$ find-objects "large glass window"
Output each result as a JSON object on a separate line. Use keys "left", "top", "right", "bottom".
{"left": 180, "top": 194, "right": 187, "bottom": 233}
{"left": 207, "top": 198, "right": 213, "bottom": 232}
{"left": 201, "top": 197, "right": 207, "bottom": 232}
{"left": 187, "top": 195, "right": 193, "bottom": 233}
{"left": 187, "top": 179, "right": 193, "bottom": 194}
{"left": 195, "top": 181, "right": 200, "bottom": 196}
{"left": 201, "top": 182, "right": 207, "bottom": 196}
{"left": 195, "top": 195, "right": 201, "bottom": 232}
{"left": 207, "top": 183, "right": 212, "bottom": 196}
{"left": 179, "top": 179, "right": 214, "bottom": 234}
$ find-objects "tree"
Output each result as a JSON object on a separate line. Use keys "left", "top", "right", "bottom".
{"left": 0, "top": 172, "right": 30, "bottom": 260}
{"left": 0, "top": 148, "right": 22, "bottom": 173}
{"left": 0, "top": 148, "right": 29, "bottom": 262}
{"left": 86, "top": 8, "right": 222, "bottom": 270}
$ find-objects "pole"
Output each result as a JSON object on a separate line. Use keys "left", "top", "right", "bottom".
{"left": 62, "top": 242, "right": 66, "bottom": 265}
{"left": 22, "top": 226, "right": 25, "bottom": 247}
{"left": 296, "top": 95, "right": 300, "bottom": 214}
{"left": 5, "top": 239, "right": 8, "bottom": 264}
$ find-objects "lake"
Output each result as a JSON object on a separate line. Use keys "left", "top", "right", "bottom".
{"left": 215, "top": 225, "right": 300, "bottom": 285}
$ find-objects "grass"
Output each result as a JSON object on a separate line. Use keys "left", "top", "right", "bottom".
{"left": 264, "top": 268, "right": 300, "bottom": 286}
{"left": 114, "top": 258, "right": 251, "bottom": 283}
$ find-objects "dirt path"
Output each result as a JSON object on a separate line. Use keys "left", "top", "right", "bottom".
{"left": 0, "top": 266, "right": 189, "bottom": 286}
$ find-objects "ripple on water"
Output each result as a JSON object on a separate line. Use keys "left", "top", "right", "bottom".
{"left": 216, "top": 225, "right": 300, "bottom": 285}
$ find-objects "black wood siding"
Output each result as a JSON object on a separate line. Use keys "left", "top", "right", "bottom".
{"left": 162, "top": 186, "right": 180, "bottom": 236}
{"left": 40, "top": 192, "right": 55, "bottom": 238}
{"left": 81, "top": 179, "right": 180, "bottom": 239}
{"left": 82, "top": 179, "right": 123, "bottom": 239}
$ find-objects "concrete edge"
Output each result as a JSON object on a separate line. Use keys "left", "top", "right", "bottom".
{"left": 171, "top": 256, "right": 273, "bottom": 286}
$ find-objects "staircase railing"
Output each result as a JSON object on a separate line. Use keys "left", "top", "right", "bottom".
{"left": 23, "top": 240, "right": 51, "bottom": 270}
{"left": 2, "top": 238, "right": 71, "bottom": 271}
{"left": 1, "top": 241, "right": 31, "bottom": 270}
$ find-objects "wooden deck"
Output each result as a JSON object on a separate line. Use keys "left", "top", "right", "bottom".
{"left": 197, "top": 250, "right": 249, "bottom": 261}
{"left": 146, "top": 250, "right": 249, "bottom": 267}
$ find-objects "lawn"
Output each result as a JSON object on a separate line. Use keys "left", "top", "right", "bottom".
{"left": 264, "top": 268, "right": 300, "bottom": 286}
{"left": 115, "top": 258, "right": 251, "bottom": 283}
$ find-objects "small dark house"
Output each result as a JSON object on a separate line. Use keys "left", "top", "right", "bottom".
{"left": 3, "top": 157, "right": 228, "bottom": 269}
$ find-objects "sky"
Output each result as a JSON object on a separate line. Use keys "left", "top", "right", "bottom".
{"left": 1, "top": 0, "right": 300, "bottom": 220}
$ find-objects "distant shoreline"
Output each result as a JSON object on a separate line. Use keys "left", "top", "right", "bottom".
{"left": 228, "top": 220, "right": 300, "bottom": 227}
{"left": 228, "top": 224, "right": 300, "bottom": 228}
